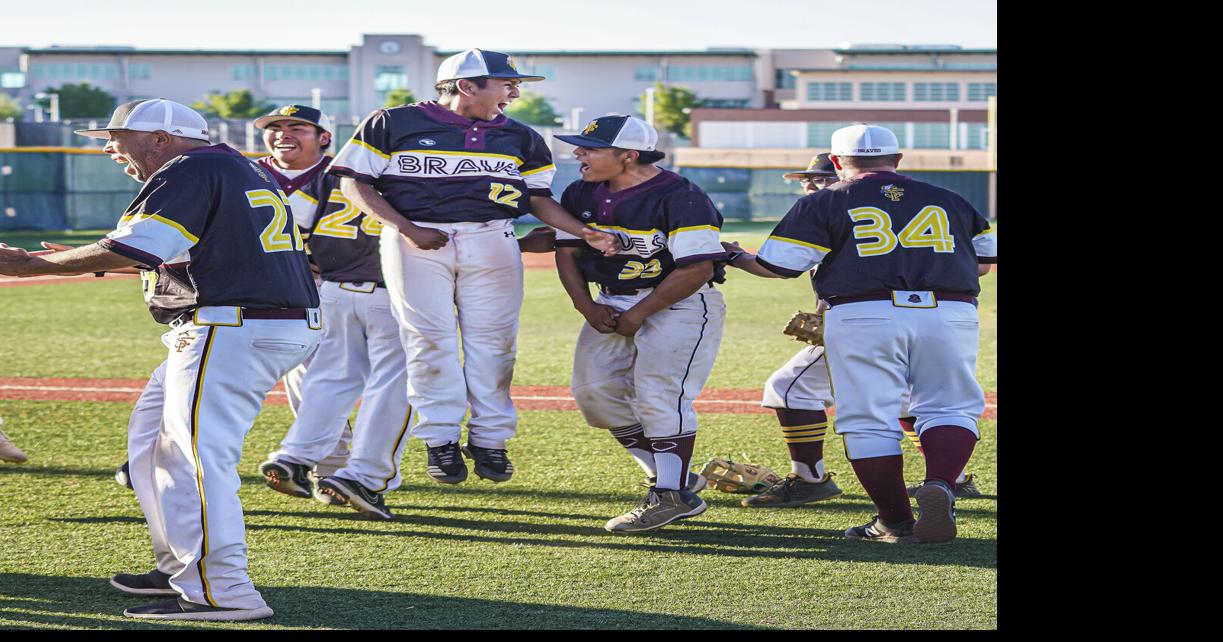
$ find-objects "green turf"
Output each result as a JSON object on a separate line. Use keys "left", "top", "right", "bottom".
{"left": 0, "top": 232, "right": 997, "bottom": 629}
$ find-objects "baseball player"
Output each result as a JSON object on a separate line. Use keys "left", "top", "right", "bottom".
{"left": 0, "top": 416, "right": 28, "bottom": 463}
{"left": 733, "top": 154, "right": 981, "bottom": 509}
{"left": 1, "top": 99, "right": 322, "bottom": 619}
{"left": 245, "top": 104, "right": 412, "bottom": 520}
{"left": 552, "top": 115, "right": 727, "bottom": 533}
{"left": 327, "top": 48, "right": 614, "bottom": 485}
{"left": 731, "top": 124, "right": 996, "bottom": 544}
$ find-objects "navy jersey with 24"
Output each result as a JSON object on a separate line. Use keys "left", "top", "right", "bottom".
{"left": 555, "top": 169, "right": 726, "bottom": 289}
{"left": 756, "top": 171, "right": 997, "bottom": 298}
{"left": 99, "top": 144, "right": 320, "bottom": 323}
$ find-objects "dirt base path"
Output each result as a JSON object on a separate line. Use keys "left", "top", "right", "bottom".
{"left": 0, "top": 376, "right": 996, "bottom": 419}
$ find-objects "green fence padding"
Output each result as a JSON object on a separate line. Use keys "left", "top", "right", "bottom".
{"left": 677, "top": 167, "right": 751, "bottom": 193}
{"left": 0, "top": 193, "right": 68, "bottom": 230}
{"left": 0, "top": 153, "right": 60, "bottom": 193}
{"left": 65, "top": 153, "right": 145, "bottom": 193}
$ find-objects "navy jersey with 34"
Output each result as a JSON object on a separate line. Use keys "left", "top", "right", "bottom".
{"left": 327, "top": 101, "right": 556, "bottom": 224}
{"left": 258, "top": 157, "right": 384, "bottom": 284}
{"left": 99, "top": 144, "right": 320, "bottom": 323}
{"left": 555, "top": 169, "right": 727, "bottom": 289}
{"left": 756, "top": 171, "right": 998, "bottom": 298}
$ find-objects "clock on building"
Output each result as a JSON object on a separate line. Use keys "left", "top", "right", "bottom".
{"left": 379, "top": 41, "right": 401, "bottom": 55}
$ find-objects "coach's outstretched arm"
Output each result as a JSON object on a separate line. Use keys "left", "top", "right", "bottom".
{"left": 339, "top": 177, "right": 450, "bottom": 251}
{"left": 720, "top": 240, "right": 788, "bottom": 278}
{"left": 530, "top": 196, "right": 618, "bottom": 257}
{"left": 613, "top": 260, "right": 715, "bottom": 338}
{"left": 0, "top": 242, "right": 138, "bottom": 277}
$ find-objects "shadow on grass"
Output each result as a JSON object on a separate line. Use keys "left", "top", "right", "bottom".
{"left": 0, "top": 573, "right": 760, "bottom": 629}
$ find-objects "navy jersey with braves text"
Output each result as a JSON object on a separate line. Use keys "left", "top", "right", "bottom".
{"left": 555, "top": 169, "right": 726, "bottom": 289}
{"left": 258, "top": 156, "right": 384, "bottom": 284}
{"left": 327, "top": 101, "right": 556, "bottom": 224}
{"left": 99, "top": 144, "right": 320, "bottom": 323}
{"left": 756, "top": 171, "right": 998, "bottom": 298}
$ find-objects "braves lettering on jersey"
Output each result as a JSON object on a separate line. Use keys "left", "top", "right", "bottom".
{"left": 327, "top": 101, "right": 556, "bottom": 224}
{"left": 756, "top": 171, "right": 997, "bottom": 297}
{"left": 99, "top": 144, "right": 319, "bottom": 323}
{"left": 555, "top": 169, "right": 726, "bottom": 289}
{"left": 258, "top": 156, "right": 385, "bottom": 284}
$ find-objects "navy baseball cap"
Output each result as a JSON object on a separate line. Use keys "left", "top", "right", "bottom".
{"left": 436, "top": 49, "right": 545, "bottom": 82}
{"left": 783, "top": 153, "right": 837, "bottom": 180}
{"left": 254, "top": 104, "right": 333, "bottom": 134}
{"left": 555, "top": 115, "right": 666, "bottom": 162}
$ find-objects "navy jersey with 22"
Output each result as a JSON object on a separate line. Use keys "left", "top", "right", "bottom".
{"left": 555, "top": 169, "right": 727, "bottom": 290}
{"left": 327, "top": 101, "right": 556, "bottom": 224}
{"left": 99, "top": 144, "right": 320, "bottom": 323}
{"left": 756, "top": 171, "right": 998, "bottom": 298}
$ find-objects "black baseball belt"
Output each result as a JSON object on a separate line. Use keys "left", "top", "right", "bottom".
{"left": 825, "top": 291, "right": 977, "bottom": 307}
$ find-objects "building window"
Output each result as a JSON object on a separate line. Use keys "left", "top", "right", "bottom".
{"left": 914, "top": 82, "right": 959, "bottom": 102}
{"left": 805, "top": 82, "right": 852, "bottom": 101}
{"left": 264, "top": 64, "right": 348, "bottom": 82}
{"left": 635, "top": 65, "right": 657, "bottom": 81}
{"left": 666, "top": 65, "right": 754, "bottom": 82}
{"left": 807, "top": 122, "right": 853, "bottom": 148}
{"left": 232, "top": 64, "right": 255, "bottom": 80}
{"left": 774, "top": 69, "right": 796, "bottom": 89}
{"left": 127, "top": 63, "right": 151, "bottom": 80}
{"left": 30, "top": 63, "right": 120, "bottom": 81}
{"left": 1, "top": 71, "right": 25, "bottom": 88}
{"left": 912, "top": 123, "right": 951, "bottom": 148}
{"left": 968, "top": 82, "right": 997, "bottom": 102}
{"left": 860, "top": 82, "right": 906, "bottom": 102}
{"left": 702, "top": 98, "right": 750, "bottom": 108}
{"left": 964, "top": 123, "right": 989, "bottom": 150}
{"left": 373, "top": 65, "right": 407, "bottom": 91}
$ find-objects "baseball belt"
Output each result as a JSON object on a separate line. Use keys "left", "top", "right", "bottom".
{"left": 826, "top": 290, "right": 977, "bottom": 307}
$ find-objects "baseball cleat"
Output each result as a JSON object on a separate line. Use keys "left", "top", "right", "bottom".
{"left": 604, "top": 488, "right": 707, "bottom": 534}
{"left": 913, "top": 480, "right": 958, "bottom": 544}
{"left": 426, "top": 442, "right": 468, "bottom": 484}
{"left": 740, "top": 472, "right": 843, "bottom": 508}
{"left": 907, "top": 473, "right": 982, "bottom": 498}
{"left": 461, "top": 443, "right": 514, "bottom": 482}
{"left": 307, "top": 469, "right": 344, "bottom": 506}
{"left": 115, "top": 461, "right": 134, "bottom": 489}
{"left": 844, "top": 515, "right": 917, "bottom": 543}
{"left": 642, "top": 472, "right": 708, "bottom": 494}
{"left": 317, "top": 476, "right": 393, "bottom": 520}
{"left": 259, "top": 459, "right": 312, "bottom": 498}
{"left": 0, "top": 423, "right": 28, "bottom": 463}
{"left": 123, "top": 597, "right": 273, "bottom": 621}
{"left": 110, "top": 569, "right": 178, "bottom": 596}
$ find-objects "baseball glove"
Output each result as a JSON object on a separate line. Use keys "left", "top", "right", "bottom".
{"left": 699, "top": 457, "right": 782, "bottom": 494}
{"left": 782, "top": 310, "right": 825, "bottom": 346}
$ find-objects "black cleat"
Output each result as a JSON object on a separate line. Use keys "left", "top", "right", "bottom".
{"left": 115, "top": 461, "right": 133, "bottom": 489}
{"left": 259, "top": 459, "right": 312, "bottom": 498}
{"left": 123, "top": 597, "right": 273, "bottom": 621}
{"left": 844, "top": 515, "right": 917, "bottom": 544}
{"left": 317, "top": 476, "right": 394, "bottom": 520}
{"left": 461, "top": 443, "right": 514, "bottom": 482}
{"left": 426, "top": 442, "right": 468, "bottom": 484}
{"left": 110, "top": 569, "right": 177, "bottom": 596}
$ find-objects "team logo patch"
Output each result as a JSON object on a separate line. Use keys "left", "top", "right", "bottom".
{"left": 908, "top": 294, "right": 921, "bottom": 303}
{"left": 582, "top": 121, "right": 599, "bottom": 135}
{"left": 174, "top": 331, "right": 195, "bottom": 353}
{"left": 419, "top": 138, "right": 437, "bottom": 146}
{"left": 652, "top": 441, "right": 678, "bottom": 452}
{"left": 506, "top": 56, "right": 518, "bottom": 71}
{"left": 279, "top": 106, "right": 300, "bottom": 116}
{"left": 881, "top": 184, "right": 904, "bottom": 201}
{"left": 580, "top": 210, "right": 592, "bottom": 219}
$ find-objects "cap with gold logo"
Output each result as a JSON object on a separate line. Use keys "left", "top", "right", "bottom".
{"left": 436, "top": 48, "right": 546, "bottom": 83}
{"left": 253, "top": 104, "right": 332, "bottom": 134}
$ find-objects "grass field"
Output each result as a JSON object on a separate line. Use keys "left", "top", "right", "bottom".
{"left": 0, "top": 224, "right": 997, "bottom": 630}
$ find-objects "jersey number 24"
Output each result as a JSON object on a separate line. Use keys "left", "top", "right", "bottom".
{"left": 246, "top": 189, "right": 305, "bottom": 253}
{"left": 849, "top": 206, "right": 955, "bottom": 257}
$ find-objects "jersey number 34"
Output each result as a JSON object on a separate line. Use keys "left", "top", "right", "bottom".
{"left": 849, "top": 206, "right": 955, "bottom": 257}
{"left": 246, "top": 189, "right": 305, "bottom": 253}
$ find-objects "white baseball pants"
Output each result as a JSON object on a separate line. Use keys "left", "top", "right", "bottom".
{"left": 380, "top": 219, "right": 523, "bottom": 449}
{"left": 570, "top": 285, "right": 726, "bottom": 438}
{"left": 128, "top": 314, "right": 319, "bottom": 610}
{"left": 823, "top": 299, "right": 983, "bottom": 460}
{"left": 761, "top": 345, "right": 912, "bottom": 414}
{"left": 270, "top": 282, "right": 413, "bottom": 492}
{"left": 282, "top": 350, "right": 352, "bottom": 477}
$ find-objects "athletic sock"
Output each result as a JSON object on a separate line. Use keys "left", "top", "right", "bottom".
{"left": 777, "top": 409, "right": 828, "bottom": 482}
{"left": 849, "top": 454, "right": 913, "bottom": 525}
{"left": 956, "top": 470, "right": 969, "bottom": 485}
{"left": 650, "top": 434, "right": 696, "bottom": 491}
{"left": 920, "top": 426, "right": 978, "bottom": 487}
{"left": 899, "top": 416, "right": 924, "bottom": 456}
{"left": 609, "top": 424, "right": 656, "bottom": 477}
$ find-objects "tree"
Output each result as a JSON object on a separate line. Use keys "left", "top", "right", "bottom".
{"left": 37, "top": 82, "right": 116, "bottom": 119}
{"left": 0, "top": 93, "right": 22, "bottom": 120}
{"left": 639, "top": 82, "right": 703, "bottom": 138}
{"left": 383, "top": 88, "right": 417, "bottom": 108}
{"left": 190, "top": 89, "right": 272, "bottom": 119}
{"left": 505, "top": 91, "right": 561, "bottom": 127}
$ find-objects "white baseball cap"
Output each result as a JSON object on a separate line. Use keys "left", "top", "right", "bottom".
{"left": 830, "top": 123, "right": 900, "bottom": 157}
{"left": 436, "top": 48, "right": 545, "bottom": 83}
{"left": 555, "top": 115, "right": 666, "bottom": 162}
{"left": 75, "top": 99, "right": 210, "bottom": 142}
